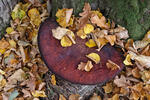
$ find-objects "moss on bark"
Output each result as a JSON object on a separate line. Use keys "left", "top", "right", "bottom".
{"left": 52, "top": 0, "right": 150, "bottom": 40}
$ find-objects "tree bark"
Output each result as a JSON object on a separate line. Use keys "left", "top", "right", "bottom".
{"left": 0, "top": 0, "right": 19, "bottom": 38}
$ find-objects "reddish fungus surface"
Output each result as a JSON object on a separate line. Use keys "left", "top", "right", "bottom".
{"left": 38, "top": 18, "right": 125, "bottom": 85}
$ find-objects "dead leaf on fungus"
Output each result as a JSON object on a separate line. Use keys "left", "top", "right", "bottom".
{"left": 106, "top": 60, "right": 120, "bottom": 70}
{"left": 77, "top": 61, "right": 93, "bottom": 72}
{"left": 85, "top": 39, "right": 97, "bottom": 48}
{"left": 86, "top": 53, "right": 100, "bottom": 64}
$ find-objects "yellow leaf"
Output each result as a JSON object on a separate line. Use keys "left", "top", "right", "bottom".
{"left": 144, "top": 30, "right": 150, "bottom": 41}
{"left": 56, "top": 9, "right": 74, "bottom": 28}
{"left": 51, "top": 75, "right": 56, "bottom": 85}
{"left": 91, "top": 10, "right": 103, "bottom": 18}
{"left": 59, "top": 94, "right": 66, "bottom": 100}
{"left": 123, "top": 54, "right": 133, "bottom": 66}
{"left": 86, "top": 53, "right": 100, "bottom": 64}
{"left": 60, "top": 36, "right": 72, "bottom": 47}
{"left": 76, "top": 29, "right": 87, "bottom": 39}
{"left": 6, "top": 27, "right": 14, "bottom": 34}
{"left": 32, "top": 90, "right": 47, "bottom": 98}
{"left": 9, "top": 40, "right": 16, "bottom": 48}
{"left": 85, "top": 39, "right": 97, "bottom": 48}
{"left": 112, "top": 94, "right": 119, "bottom": 100}
{"left": 28, "top": 8, "right": 41, "bottom": 26}
{"left": 84, "top": 24, "right": 94, "bottom": 34}
{"left": 102, "top": 82, "right": 113, "bottom": 93}
{"left": 0, "top": 75, "right": 6, "bottom": 88}
{"left": 0, "top": 49, "right": 6, "bottom": 55}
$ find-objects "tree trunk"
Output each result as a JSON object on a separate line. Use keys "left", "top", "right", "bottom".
{"left": 0, "top": 0, "right": 19, "bottom": 38}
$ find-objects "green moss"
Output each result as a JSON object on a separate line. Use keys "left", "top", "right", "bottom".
{"left": 52, "top": 0, "right": 150, "bottom": 40}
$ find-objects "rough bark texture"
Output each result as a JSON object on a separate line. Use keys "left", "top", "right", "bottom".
{"left": 51, "top": 0, "right": 150, "bottom": 40}
{"left": 45, "top": 71, "right": 104, "bottom": 100}
{"left": 0, "top": 0, "right": 19, "bottom": 38}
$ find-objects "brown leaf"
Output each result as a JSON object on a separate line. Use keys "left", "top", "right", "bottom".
{"left": 69, "top": 94, "right": 80, "bottom": 100}
{"left": 78, "top": 3, "right": 92, "bottom": 28}
{"left": 91, "top": 15, "right": 110, "bottom": 29}
{"left": 77, "top": 60, "right": 93, "bottom": 72}
{"left": 0, "top": 39, "right": 10, "bottom": 49}
{"left": 114, "top": 75, "right": 131, "bottom": 87}
{"left": 105, "top": 35, "right": 116, "bottom": 46}
{"left": 89, "top": 93, "right": 102, "bottom": 100}
{"left": 106, "top": 60, "right": 120, "bottom": 70}
{"left": 22, "top": 89, "right": 32, "bottom": 98}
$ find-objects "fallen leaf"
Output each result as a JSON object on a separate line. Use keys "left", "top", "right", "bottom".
{"left": 9, "top": 40, "right": 16, "bottom": 48}
{"left": 129, "top": 51, "right": 150, "bottom": 68}
{"left": 123, "top": 54, "right": 133, "bottom": 66}
{"left": 8, "top": 69, "right": 25, "bottom": 84}
{"left": 105, "top": 35, "right": 116, "bottom": 46}
{"left": 114, "top": 75, "right": 131, "bottom": 87}
{"left": 76, "top": 29, "right": 86, "bottom": 39}
{"left": 91, "top": 15, "right": 110, "bottom": 29}
{"left": 22, "top": 89, "right": 32, "bottom": 98}
{"left": 85, "top": 39, "right": 97, "bottom": 48}
{"left": 0, "top": 75, "right": 6, "bottom": 90}
{"left": 111, "top": 94, "right": 119, "bottom": 100}
{"left": 78, "top": 3, "right": 92, "bottom": 28}
{"left": 115, "top": 30, "right": 129, "bottom": 40}
{"left": 6, "top": 27, "right": 14, "bottom": 34}
{"left": 51, "top": 75, "right": 56, "bottom": 85}
{"left": 102, "top": 82, "right": 113, "bottom": 93}
{"left": 0, "top": 39, "right": 10, "bottom": 50}
{"left": 133, "top": 40, "right": 149, "bottom": 50}
{"left": 56, "top": 9, "right": 74, "bottom": 27}
{"left": 77, "top": 61, "right": 93, "bottom": 72}
{"left": 91, "top": 10, "right": 103, "bottom": 18}
{"left": 89, "top": 93, "right": 101, "bottom": 100}
{"left": 31, "top": 90, "right": 46, "bottom": 98}
{"left": 28, "top": 8, "right": 41, "bottom": 26}
{"left": 83, "top": 24, "right": 94, "bottom": 34}
{"left": 52, "top": 27, "right": 70, "bottom": 40}
{"left": 106, "top": 60, "right": 120, "bottom": 70}
{"left": 11, "top": 4, "right": 26, "bottom": 20}
{"left": 69, "top": 94, "right": 80, "bottom": 100}
{"left": 66, "top": 9, "right": 73, "bottom": 24}
{"left": 132, "top": 67, "right": 141, "bottom": 78}
{"left": 86, "top": 53, "right": 100, "bottom": 64}
{"left": 59, "top": 94, "right": 66, "bottom": 100}
{"left": 60, "top": 35, "right": 72, "bottom": 47}
{"left": 143, "top": 30, "right": 150, "bottom": 41}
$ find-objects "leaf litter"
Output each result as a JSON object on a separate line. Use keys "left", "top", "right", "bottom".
{"left": 0, "top": 1, "right": 150, "bottom": 100}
